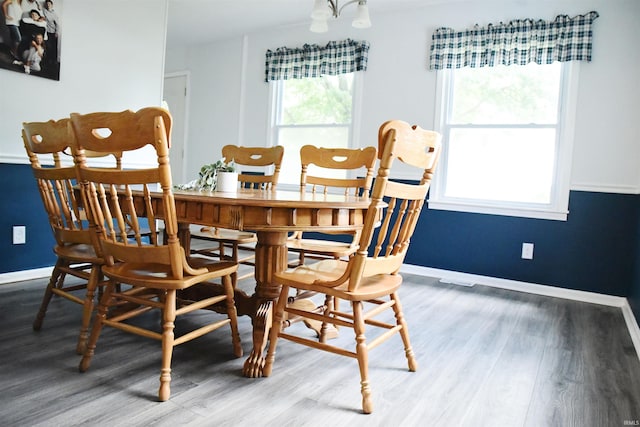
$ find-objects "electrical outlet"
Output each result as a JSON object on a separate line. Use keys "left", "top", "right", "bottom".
{"left": 13, "top": 225, "right": 26, "bottom": 245}
{"left": 521, "top": 242, "right": 534, "bottom": 260}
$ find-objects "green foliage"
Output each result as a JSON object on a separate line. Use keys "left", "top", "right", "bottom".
{"left": 208, "top": 159, "right": 236, "bottom": 173}
{"left": 452, "top": 63, "right": 561, "bottom": 124}
{"left": 174, "top": 159, "right": 235, "bottom": 191}
{"left": 280, "top": 74, "right": 353, "bottom": 125}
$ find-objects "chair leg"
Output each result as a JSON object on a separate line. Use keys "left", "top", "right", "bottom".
{"left": 333, "top": 296, "right": 341, "bottom": 330}
{"left": 159, "top": 289, "right": 176, "bottom": 402}
{"left": 263, "top": 284, "right": 289, "bottom": 377}
{"left": 79, "top": 280, "right": 114, "bottom": 373}
{"left": 76, "top": 264, "right": 101, "bottom": 354}
{"left": 223, "top": 274, "right": 243, "bottom": 357}
{"left": 33, "top": 258, "right": 65, "bottom": 331}
{"left": 353, "top": 301, "right": 373, "bottom": 414}
{"left": 319, "top": 294, "right": 334, "bottom": 343}
{"left": 230, "top": 243, "right": 239, "bottom": 289}
{"left": 391, "top": 293, "right": 418, "bottom": 372}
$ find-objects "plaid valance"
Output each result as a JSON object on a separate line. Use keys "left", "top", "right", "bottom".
{"left": 429, "top": 11, "right": 599, "bottom": 70}
{"left": 265, "top": 39, "right": 370, "bottom": 82}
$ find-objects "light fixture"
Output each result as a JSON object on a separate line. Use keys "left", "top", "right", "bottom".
{"left": 310, "top": 0, "right": 372, "bottom": 33}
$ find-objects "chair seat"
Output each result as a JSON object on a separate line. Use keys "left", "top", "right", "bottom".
{"left": 286, "top": 238, "right": 357, "bottom": 258}
{"left": 54, "top": 243, "right": 103, "bottom": 264}
{"left": 103, "top": 258, "right": 237, "bottom": 290}
{"left": 191, "top": 227, "right": 257, "bottom": 244}
{"left": 275, "top": 259, "right": 403, "bottom": 301}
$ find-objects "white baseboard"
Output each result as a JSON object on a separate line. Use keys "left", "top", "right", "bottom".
{"left": 0, "top": 267, "right": 53, "bottom": 285}
{"left": 400, "top": 264, "right": 640, "bottom": 362}
{"left": 622, "top": 302, "right": 640, "bottom": 359}
{"left": 401, "top": 264, "right": 627, "bottom": 306}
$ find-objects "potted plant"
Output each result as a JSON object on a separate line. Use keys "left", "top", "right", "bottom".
{"left": 212, "top": 159, "right": 237, "bottom": 192}
{"left": 174, "top": 159, "right": 237, "bottom": 192}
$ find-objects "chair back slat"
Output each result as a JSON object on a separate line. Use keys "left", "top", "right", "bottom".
{"left": 347, "top": 121, "right": 442, "bottom": 291}
{"left": 142, "top": 184, "right": 159, "bottom": 245}
{"left": 70, "top": 108, "right": 183, "bottom": 277}
{"left": 222, "top": 145, "right": 284, "bottom": 190}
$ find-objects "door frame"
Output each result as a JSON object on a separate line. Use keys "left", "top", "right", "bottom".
{"left": 163, "top": 70, "right": 190, "bottom": 184}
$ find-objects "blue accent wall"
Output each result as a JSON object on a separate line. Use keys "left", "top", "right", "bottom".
{"left": 630, "top": 203, "right": 640, "bottom": 321}
{"left": 409, "top": 191, "right": 638, "bottom": 298}
{"left": 0, "top": 163, "right": 56, "bottom": 273}
{"left": 3, "top": 162, "right": 640, "bottom": 321}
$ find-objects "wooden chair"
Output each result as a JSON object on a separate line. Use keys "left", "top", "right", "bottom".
{"left": 287, "top": 145, "right": 377, "bottom": 267}
{"left": 22, "top": 118, "right": 108, "bottom": 355}
{"left": 263, "top": 120, "right": 442, "bottom": 414}
{"left": 190, "top": 145, "right": 284, "bottom": 285}
{"left": 71, "top": 107, "right": 243, "bottom": 402}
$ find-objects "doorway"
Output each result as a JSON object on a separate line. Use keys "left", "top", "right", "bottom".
{"left": 163, "top": 72, "right": 189, "bottom": 184}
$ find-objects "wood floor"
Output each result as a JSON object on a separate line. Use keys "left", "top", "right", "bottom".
{"left": 1, "top": 272, "right": 640, "bottom": 426}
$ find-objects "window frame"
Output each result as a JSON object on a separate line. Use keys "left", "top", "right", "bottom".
{"left": 267, "top": 72, "right": 364, "bottom": 191}
{"left": 429, "top": 62, "right": 580, "bottom": 221}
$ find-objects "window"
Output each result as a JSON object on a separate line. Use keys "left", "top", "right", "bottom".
{"left": 430, "top": 62, "right": 578, "bottom": 220}
{"left": 270, "top": 73, "right": 357, "bottom": 187}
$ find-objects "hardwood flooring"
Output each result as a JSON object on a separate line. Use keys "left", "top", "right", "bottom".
{"left": 1, "top": 273, "right": 639, "bottom": 426}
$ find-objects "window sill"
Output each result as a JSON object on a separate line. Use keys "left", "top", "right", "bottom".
{"left": 427, "top": 199, "right": 568, "bottom": 221}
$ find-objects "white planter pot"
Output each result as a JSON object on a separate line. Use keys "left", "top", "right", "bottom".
{"left": 216, "top": 171, "right": 238, "bottom": 192}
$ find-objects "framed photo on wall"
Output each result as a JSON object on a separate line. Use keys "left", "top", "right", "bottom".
{"left": 0, "top": 0, "right": 62, "bottom": 81}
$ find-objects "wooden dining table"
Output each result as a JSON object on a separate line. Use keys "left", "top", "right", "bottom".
{"left": 142, "top": 187, "right": 375, "bottom": 377}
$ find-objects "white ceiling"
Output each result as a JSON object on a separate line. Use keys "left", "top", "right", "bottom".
{"left": 166, "top": 0, "right": 445, "bottom": 49}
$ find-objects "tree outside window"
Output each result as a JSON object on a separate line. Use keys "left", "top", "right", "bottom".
{"left": 272, "top": 73, "right": 355, "bottom": 186}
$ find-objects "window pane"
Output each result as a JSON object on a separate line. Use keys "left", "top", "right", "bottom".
{"left": 445, "top": 128, "right": 556, "bottom": 203}
{"left": 451, "top": 63, "right": 561, "bottom": 125}
{"left": 279, "top": 74, "right": 353, "bottom": 125}
{"left": 277, "top": 126, "right": 350, "bottom": 185}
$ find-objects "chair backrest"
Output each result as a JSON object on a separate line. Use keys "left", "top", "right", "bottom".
{"left": 221, "top": 145, "right": 284, "bottom": 190}
{"left": 22, "top": 118, "right": 94, "bottom": 248}
{"left": 70, "top": 107, "right": 198, "bottom": 280}
{"left": 299, "top": 145, "right": 377, "bottom": 197}
{"left": 346, "top": 120, "right": 442, "bottom": 291}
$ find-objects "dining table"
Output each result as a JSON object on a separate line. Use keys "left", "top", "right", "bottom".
{"left": 140, "top": 187, "right": 375, "bottom": 377}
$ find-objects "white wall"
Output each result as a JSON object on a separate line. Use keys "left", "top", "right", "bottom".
{"left": 0, "top": 0, "right": 169, "bottom": 167}
{"left": 166, "top": 37, "right": 245, "bottom": 180}
{"left": 165, "top": 0, "right": 640, "bottom": 193}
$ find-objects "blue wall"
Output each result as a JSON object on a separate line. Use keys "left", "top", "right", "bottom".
{"left": 2, "top": 162, "right": 640, "bottom": 321}
{"left": 1, "top": 164, "right": 56, "bottom": 273}
{"left": 409, "top": 191, "right": 639, "bottom": 297}
{"left": 630, "top": 204, "right": 640, "bottom": 320}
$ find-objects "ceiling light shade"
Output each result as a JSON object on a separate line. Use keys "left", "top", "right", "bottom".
{"left": 309, "top": 0, "right": 372, "bottom": 32}
{"left": 352, "top": 2, "right": 371, "bottom": 29}
{"left": 310, "top": 18, "right": 329, "bottom": 33}
{"left": 311, "top": 0, "right": 331, "bottom": 19}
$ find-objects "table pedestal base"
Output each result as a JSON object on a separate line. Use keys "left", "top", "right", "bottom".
{"left": 180, "top": 224, "right": 336, "bottom": 377}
